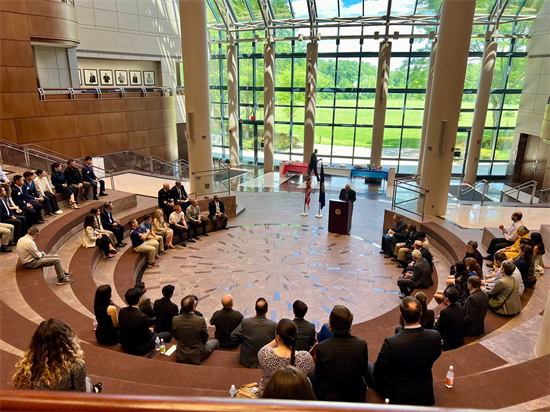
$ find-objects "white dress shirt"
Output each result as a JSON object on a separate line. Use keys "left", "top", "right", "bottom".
{"left": 215, "top": 201, "right": 220, "bottom": 214}
{"left": 504, "top": 220, "right": 523, "bottom": 242}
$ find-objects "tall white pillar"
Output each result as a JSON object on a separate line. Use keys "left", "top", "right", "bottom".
{"left": 371, "top": 41, "right": 391, "bottom": 167}
{"left": 464, "top": 40, "right": 498, "bottom": 184}
{"left": 303, "top": 42, "right": 318, "bottom": 163}
{"left": 179, "top": 0, "right": 213, "bottom": 194}
{"left": 534, "top": 279, "right": 550, "bottom": 356}
{"left": 227, "top": 45, "right": 239, "bottom": 168}
{"left": 419, "top": 0, "right": 476, "bottom": 216}
{"left": 417, "top": 41, "right": 438, "bottom": 174}
{"left": 264, "top": 43, "right": 275, "bottom": 172}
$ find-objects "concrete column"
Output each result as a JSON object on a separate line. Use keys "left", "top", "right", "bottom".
{"left": 371, "top": 41, "right": 391, "bottom": 167}
{"left": 535, "top": 285, "right": 550, "bottom": 356}
{"left": 464, "top": 41, "right": 498, "bottom": 184}
{"left": 264, "top": 43, "right": 275, "bottom": 172}
{"left": 541, "top": 100, "right": 550, "bottom": 190}
{"left": 417, "top": 41, "right": 438, "bottom": 174}
{"left": 227, "top": 45, "right": 239, "bottom": 168}
{"left": 419, "top": 0, "right": 476, "bottom": 216}
{"left": 303, "top": 42, "right": 318, "bottom": 163}
{"left": 179, "top": 0, "right": 213, "bottom": 194}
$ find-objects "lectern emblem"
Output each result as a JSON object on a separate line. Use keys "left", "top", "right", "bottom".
{"left": 335, "top": 209, "right": 341, "bottom": 215}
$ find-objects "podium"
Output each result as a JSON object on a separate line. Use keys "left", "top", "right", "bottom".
{"left": 328, "top": 199, "right": 353, "bottom": 235}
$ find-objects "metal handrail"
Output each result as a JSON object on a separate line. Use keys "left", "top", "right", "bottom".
{"left": 500, "top": 180, "right": 538, "bottom": 205}
{"left": 501, "top": 180, "right": 537, "bottom": 195}
{"left": 38, "top": 87, "right": 172, "bottom": 101}
{"left": 392, "top": 173, "right": 428, "bottom": 220}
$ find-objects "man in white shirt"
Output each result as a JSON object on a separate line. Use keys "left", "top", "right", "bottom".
{"left": 484, "top": 251, "right": 525, "bottom": 296}
{"left": 0, "top": 165, "right": 9, "bottom": 183}
{"left": 169, "top": 205, "right": 193, "bottom": 247}
{"left": 483, "top": 211, "right": 523, "bottom": 261}
{"left": 16, "top": 227, "right": 73, "bottom": 285}
{"left": 185, "top": 200, "right": 209, "bottom": 240}
{"left": 207, "top": 195, "right": 228, "bottom": 231}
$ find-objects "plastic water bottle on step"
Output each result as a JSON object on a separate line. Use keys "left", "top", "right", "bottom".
{"left": 92, "top": 316, "right": 98, "bottom": 331}
{"left": 229, "top": 385, "right": 237, "bottom": 398}
{"left": 155, "top": 336, "right": 160, "bottom": 351}
{"left": 445, "top": 365, "right": 454, "bottom": 388}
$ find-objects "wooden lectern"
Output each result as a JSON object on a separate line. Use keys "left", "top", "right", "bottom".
{"left": 328, "top": 199, "right": 353, "bottom": 235}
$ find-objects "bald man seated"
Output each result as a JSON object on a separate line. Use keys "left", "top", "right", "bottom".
{"left": 210, "top": 295, "right": 244, "bottom": 348}
{"left": 339, "top": 184, "right": 356, "bottom": 203}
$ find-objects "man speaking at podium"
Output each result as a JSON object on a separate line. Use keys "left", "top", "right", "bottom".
{"left": 339, "top": 184, "right": 356, "bottom": 203}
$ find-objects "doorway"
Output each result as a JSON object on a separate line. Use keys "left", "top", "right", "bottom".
{"left": 520, "top": 134, "right": 548, "bottom": 184}
{"left": 239, "top": 121, "right": 264, "bottom": 165}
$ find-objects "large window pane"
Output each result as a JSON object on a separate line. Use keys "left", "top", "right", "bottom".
{"left": 334, "top": 108, "right": 356, "bottom": 125}
{"left": 239, "top": 59, "right": 253, "bottom": 87}
{"left": 332, "top": 126, "right": 354, "bottom": 157}
{"left": 275, "top": 124, "right": 291, "bottom": 152}
{"left": 382, "top": 128, "right": 401, "bottom": 159}
{"left": 400, "top": 129, "right": 421, "bottom": 159}
{"left": 275, "top": 58, "right": 292, "bottom": 87}
{"left": 356, "top": 109, "right": 374, "bottom": 125}
{"left": 318, "top": 58, "right": 336, "bottom": 88}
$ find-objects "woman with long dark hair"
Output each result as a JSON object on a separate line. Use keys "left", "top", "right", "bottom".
{"left": 12, "top": 318, "right": 101, "bottom": 392}
{"left": 94, "top": 285, "right": 119, "bottom": 345}
{"left": 435, "top": 261, "right": 469, "bottom": 304}
{"left": 82, "top": 214, "right": 116, "bottom": 258}
{"left": 50, "top": 163, "right": 78, "bottom": 208}
{"left": 258, "top": 319, "right": 314, "bottom": 395}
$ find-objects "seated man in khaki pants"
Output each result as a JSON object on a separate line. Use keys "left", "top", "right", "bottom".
{"left": 128, "top": 219, "right": 161, "bottom": 268}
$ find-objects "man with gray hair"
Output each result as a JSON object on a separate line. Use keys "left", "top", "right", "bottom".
{"left": 185, "top": 199, "right": 209, "bottom": 239}
{"left": 16, "top": 227, "right": 73, "bottom": 285}
{"left": 397, "top": 249, "right": 433, "bottom": 298}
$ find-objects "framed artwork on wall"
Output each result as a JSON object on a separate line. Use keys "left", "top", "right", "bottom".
{"left": 115, "top": 70, "right": 128, "bottom": 86}
{"left": 83, "top": 69, "right": 98, "bottom": 86}
{"left": 143, "top": 71, "right": 155, "bottom": 86}
{"left": 129, "top": 70, "right": 142, "bottom": 86}
{"left": 78, "top": 69, "right": 82, "bottom": 86}
{"left": 100, "top": 69, "right": 114, "bottom": 86}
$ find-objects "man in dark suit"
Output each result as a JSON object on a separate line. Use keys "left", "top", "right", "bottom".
{"left": 339, "top": 184, "right": 356, "bottom": 203}
{"left": 101, "top": 201, "right": 126, "bottom": 247}
{"left": 392, "top": 224, "right": 419, "bottom": 265}
{"left": 153, "top": 285, "right": 179, "bottom": 337}
{"left": 135, "top": 281, "right": 155, "bottom": 326}
{"left": 65, "top": 160, "right": 91, "bottom": 202}
{"left": 158, "top": 183, "right": 175, "bottom": 217}
{"left": 179, "top": 294, "right": 203, "bottom": 317}
{"left": 373, "top": 296, "right": 442, "bottom": 406}
{"left": 11, "top": 176, "right": 44, "bottom": 225}
{"left": 82, "top": 156, "right": 107, "bottom": 200}
{"left": 313, "top": 305, "right": 368, "bottom": 402}
{"left": 436, "top": 286, "right": 464, "bottom": 350}
{"left": 23, "top": 172, "right": 53, "bottom": 216}
{"left": 397, "top": 250, "right": 433, "bottom": 298}
{"left": 380, "top": 214, "right": 407, "bottom": 257}
{"left": 172, "top": 296, "right": 219, "bottom": 364}
{"left": 463, "top": 276, "right": 488, "bottom": 336}
{"left": 292, "top": 300, "right": 316, "bottom": 351}
{"left": 0, "top": 186, "right": 24, "bottom": 242}
{"left": 231, "top": 298, "right": 276, "bottom": 368}
{"left": 308, "top": 148, "right": 320, "bottom": 182}
{"left": 402, "top": 240, "right": 433, "bottom": 271}
{"left": 119, "top": 288, "right": 170, "bottom": 356}
{"left": 208, "top": 195, "right": 228, "bottom": 231}
{"left": 210, "top": 294, "right": 243, "bottom": 348}
{"left": 171, "top": 181, "right": 190, "bottom": 211}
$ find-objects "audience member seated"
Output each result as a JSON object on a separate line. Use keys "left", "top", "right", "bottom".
{"left": 484, "top": 211, "right": 524, "bottom": 261}
{"left": 180, "top": 294, "right": 203, "bottom": 317}
{"left": 396, "top": 291, "right": 434, "bottom": 333}
{"left": 140, "top": 214, "right": 165, "bottom": 252}
{"left": 516, "top": 244, "right": 536, "bottom": 289}
{"left": 496, "top": 226, "right": 530, "bottom": 261}
{"left": 258, "top": 319, "right": 315, "bottom": 395}
{"left": 152, "top": 209, "right": 175, "bottom": 249}
{"left": 0, "top": 186, "right": 25, "bottom": 242}
{"left": 485, "top": 252, "right": 524, "bottom": 296}
{"left": 462, "top": 276, "right": 488, "bottom": 336}
{"left": 34, "top": 170, "right": 62, "bottom": 215}
{"left": 119, "top": 288, "right": 170, "bottom": 356}
{"left": 135, "top": 281, "right": 156, "bottom": 326}
{"left": 65, "top": 160, "right": 91, "bottom": 202}
{"left": 100, "top": 202, "right": 126, "bottom": 248}
{"left": 435, "top": 261, "right": 469, "bottom": 305}
{"left": 210, "top": 294, "right": 243, "bottom": 349}
{"left": 23, "top": 171, "right": 54, "bottom": 217}
{"left": 0, "top": 165, "right": 8, "bottom": 183}
{"left": 339, "top": 184, "right": 356, "bottom": 203}
{"left": 90, "top": 207, "right": 117, "bottom": 246}
{"left": 0, "top": 222, "right": 14, "bottom": 253}
{"left": 94, "top": 285, "right": 119, "bottom": 346}
{"left": 171, "top": 181, "right": 190, "bottom": 211}
{"left": 401, "top": 240, "right": 432, "bottom": 271}
{"left": 82, "top": 214, "right": 116, "bottom": 258}
{"left": 158, "top": 183, "right": 176, "bottom": 217}
{"left": 128, "top": 218, "right": 160, "bottom": 268}
{"left": 231, "top": 298, "right": 277, "bottom": 368}
{"left": 397, "top": 250, "right": 433, "bottom": 298}
{"left": 466, "top": 240, "right": 484, "bottom": 269}
{"left": 372, "top": 297, "right": 441, "bottom": 406}
{"left": 317, "top": 323, "right": 332, "bottom": 343}
{"left": 487, "top": 261, "right": 522, "bottom": 316}
{"left": 50, "top": 163, "right": 78, "bottom": 208}
{"left": 82, "top": 156, "right": 107, "bottom": 200}
{"left": 392, "top": 224, "right": 419, "bottom": 265}
{"left": 465, "top": 257, "right": 483, "bottom": 278}
{"left": 435, "top": 287, "right": 464, "bottom": 351}
{"left": 313, "top": 305, "right": 368, "bottom": 403}
{"left": 11, "top": 175, "right": 44, "bottom": 225}
{"left": 533, "top": 243, "right": 549, "bottom": 276}
{"left": 17, "top": 227, "right": 73, "bottom": 285}
{"left": 12, "top": 319, "right": 102, "bottom": 393}
{"left": 292, "top": 300, "right": 316, "bottom": 351}
{"left": 5, "top": 186, "right": 30, "bottom": 230}
{"left": 186, "top": 199, "right": 209, "bottom": 239}
{"left": 153, "top": 285, "right": 179, "bottom": 337}
{"left": 172, "top": 296, "right": 219, "bottom": 364}
{"left": 380, "top": 214, "right": 408, "bottom": 258}
{"left": 208, "top": 195, "right": 229, "bottom": 231}
{"left": 169, "top": 205, "right": 193, "bottom": 247}
{"left": 261, "top": 365, "right": 317, "bottom": 401}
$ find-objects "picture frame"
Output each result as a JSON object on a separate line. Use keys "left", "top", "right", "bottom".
{"left": 83, "top": 69, "right": 98, "bottom": 86}
{"left": 115, "top": 70, "right": 128, "bottom": 86}
{"left": 99, "top": 69, "right": 114, "bottom": 86}
{"left": 129, "top": 70, "right": 142, "bottom": 86}
{"left": 78, "top": 69, "right": 82, "bottom": 86}
{"left": 143, "top": 71, "right": 155, "bottom": 86}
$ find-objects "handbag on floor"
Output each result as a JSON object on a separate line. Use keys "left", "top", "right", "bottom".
{"left": 236, "top": 382, "right": 259, "bottom": 399}
{"left": 489, "top": 277, "right": 515, "bottom": 310}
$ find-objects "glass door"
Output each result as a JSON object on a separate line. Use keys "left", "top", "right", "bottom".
{"left": 239, "top": 121, "right": 264, "bottom": 165}
{"left": 453, "top": 130, "right": 470, "bottom": 175}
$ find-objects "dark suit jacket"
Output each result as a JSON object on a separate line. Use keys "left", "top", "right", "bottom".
{"left": 421, "top": 247, "right": 433, "bottom": 268}
{"left": 436, "top": 303, "right": 464, "bottom": 350}
{"left": 313, "top": 335, "right": 369, "bottom": 402}
{"left": 100, "top": 210, "right": 118, "bottom": 229}
{"left": 210, "top": 307, "right": 243, "bottom": 346}
{"left": 411, "top": 258, "right": 433, "bottom": 289}
{"left": 119, "top": 306, "right": 154, "bottom": 356}
{"left": 391, "top": 220, "right": 408, "bottom": 240}
{"left": 82, "top": 164, "right": 99, "bottom": 182}
{"left": 11, "top": 185, "right": 29, "bottom": 208}
{"left": 153, "top": 297, "right": 178, "bottom": 334}
{"left": 65, "top": 166, "right": 83, "bottom": 185}
{"left": 172, "top": 312, "right": 209, "bottom": 364}
{"left": 293, "top": 317, "right": 316, "bottom": 351}
{"left": 374, "top": 327, "right": 441, "bottom": 406}
{"left": 404, "top": 230, "right": 420, "bottom": 248}
{"left": 230, "top": 315, "right": 276, "bottom": 368}
{"left": 463, "top": 288, "right": 489, "bottom": 336}
{"left": 339, "top": 188, "right": 356, "bottom": 203}
{"left": 208, "top": 200, "right": 226, "bottom": 219}
{"left": 23, "top": 180, "right": 40, "bottom": 199}
{"left": 171, "top": 185, "right": 188, "bottom": 202}
{"left": 158, "top": 189, "right": 174, "bottom": 209}
{"left": 0, "top": 197, "right": 14, "bottom": 220}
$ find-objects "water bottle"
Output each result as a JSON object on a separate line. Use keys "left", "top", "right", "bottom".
{"left": 155, "top": 336, "right": 160, "bottom": 351}
{"left": 384, "top": 399, "right": 390, "bottom": 404}
{"left": 445, "top": 365, "right": 454, "bottom": 388}
{"left": 160, "top": 338, "right": 166, "bottom": 354}
{"left": 92, "top": 316, "right": 98, "bottom": 331}
{"left": 229, "top": 384, "right": 237, "bottom": 398}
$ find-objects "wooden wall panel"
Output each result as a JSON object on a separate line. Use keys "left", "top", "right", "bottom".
{"left": 0, "top": 119, "right": 17, "bottom": 142}
{"left": 0, "top": 12, "right": 31, "bottom": 41}
{"left": 0, "top": 40, "right": 34, "bottom": 67}
{"left": 27, "top": 1, "right": 78, "bottom": 22}
{"left": 0, "top": 67, "right": 38, "bottom": 92}
{"left": 0, "top": 1, "right": 29, "bottom": 13}
{"left": 29, "top": 16, "right": 79, "bottom": 43}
